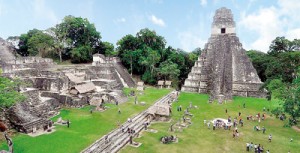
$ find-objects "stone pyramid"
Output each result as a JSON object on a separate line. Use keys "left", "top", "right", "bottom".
{"left": 181, "top": 7, "right": 266, "bottom": 103}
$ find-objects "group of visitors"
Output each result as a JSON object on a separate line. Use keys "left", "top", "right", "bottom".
{"left": 246, "top": 142, "right": 268, "bottom": 153}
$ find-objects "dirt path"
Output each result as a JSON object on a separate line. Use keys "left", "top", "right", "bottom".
{"left": 292, "top": 126, "right": 300, "bottom": 132}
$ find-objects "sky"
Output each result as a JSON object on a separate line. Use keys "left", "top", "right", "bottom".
{"left": 0, "top": 0, "right": 300, "bottom": 52}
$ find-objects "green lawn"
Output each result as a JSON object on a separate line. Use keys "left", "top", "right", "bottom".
{"left": 121, "top": 92, "right": 300, "bottom": 153}
{"left": 0, "top": 87, "right": 171, "bottom": 153}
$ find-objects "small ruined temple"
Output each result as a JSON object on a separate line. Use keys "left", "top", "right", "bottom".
{"left": 0, "top": 38, "right": 135, "bottom": 133}
{"left": 182, "top": 7, "right": 266, "bottom": 102}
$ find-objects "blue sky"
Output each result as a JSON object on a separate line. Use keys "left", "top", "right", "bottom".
{"left": 0, "top": 0, "right": 300, "bottom": 52}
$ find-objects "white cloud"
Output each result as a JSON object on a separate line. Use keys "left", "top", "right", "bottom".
{"left": 239, "top": 0, "right": 300, "bottom": 52}
{"left": 178, "top": 30, "right": 206, "bottom": 52}
{"left": 200, "top": 0, "right": 207, "bottom": 7}
{"left": 239, "top": 7, "right": 283, "bottom": 51}
{"left": 286, "top": 28, "right": 300, "bottom": 40}
{"left": 32, "top": 0, "right": 58, "bottom": 24}
{"left": 149, "top": 15, "right": 166, "bottom": 27}
{"left": 114, "top": 17, "right": 126, "bottom": 23}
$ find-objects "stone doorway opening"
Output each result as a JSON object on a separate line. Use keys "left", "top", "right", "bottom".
{"left": 221, "top": 28, "right": 226, "bottom": 34}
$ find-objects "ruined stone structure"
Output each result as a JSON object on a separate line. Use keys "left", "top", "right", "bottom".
{"left": 0, "top": 38, "right": 135, "bottom": 133}
{"left": 182, "top": 7, "right": 266, "bottom": 102}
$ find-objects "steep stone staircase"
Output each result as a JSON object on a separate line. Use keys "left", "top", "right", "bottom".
{"left": 113, "top": 63, "right": 136, "bottom": 88}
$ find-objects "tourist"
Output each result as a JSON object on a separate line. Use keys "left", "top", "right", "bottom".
{"left": 266, "top": 150, "right": 270, "bottom": 153}
{"left": 204, "top": 120, "right": 207, "bottom": 125}
{"left": 121, "top": 125, "right": 124, "bottom": 132}
{"left": 225, "top": 108, "right": 228, "bottom": 114}
{"left": 262, "top": 126, "right": 266, "bottom": 134}
{"left": 90, "top": 108, "right": 93, "bottom": 114}
{"left": 67, "top": 119, "right": 70, "bottom": 128}
{"left": 189, "top": 102, "right": 192, "bottom": 108}
{"left": 261, "top": 145, "right": 264, "bottom": 152}
{"left": 254, "top": 144, "right": 258, "bottom": 153}
{"left": 240, "top": 119, "right": 244, "bottom": 127}
{"left": 179, "top": 105, "right": 182, "bottom": 111}
{"left": 268, "top": 134, "right": 272, "bottom": 142}
{"left": 263, "top": 107, "right": 266, "bottom": 112}
{"left": 258, "top": 144, "right": 261, "bottom": 153}
{"left": 243, "top": 103, "right": 246, "bottom": 108}
{"left": 213, "top": 121, "right": 216, "bottom": 130}
{"left": 255, "top": 125, "right": 260, "bottom": 131}
{"left": 207, "top": 122, "right": 210, "bottom": 129}
{"left": 290, "top": 138, "right": 293, "bottom": 142}
{"left": 116, "top": 101, "right": 119, "bottom": 106}
{"left": 246, "top": 142, "right": 250, "bottom": 151}
{"left": 118, "top": 108, "right": 121, "bottom": 114}
{"left": 239, "top": 112, "right": 241, "bottom": 116}
{"left": 250, "top": 142, "right": 253, "bottom": 150}
{"left": 232, "top": 130, "right": 235, "bottom": 138}
{"left": 134, "top": 96, "right": 137, "bottom": 104}
{"left": 228, "top": 116, "right": 231, "bottom": 123}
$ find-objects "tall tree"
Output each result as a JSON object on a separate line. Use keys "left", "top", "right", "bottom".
{"left": 55, "top": 15, "right": 101, "bottom": 63}
{"left": 27, "top": 31, "right": 54, "bottom": 57}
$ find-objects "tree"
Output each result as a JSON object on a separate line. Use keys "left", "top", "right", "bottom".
{"left": 141, "top": 47, "right": 161, "bottom": 76}
{"left": 0, "top": 70, "right": 25, "bottom": 111}
{"left": 101, "top": 42, "right": 116, "bottom": 56}
{"left": 267, "top": 79, "right": 286, "bottom": 99}
{"left": 268, "top": 37, "right": 293, "bottom": 56}
{"left": 136, "top": 28, "right": 166, "bottom": 51}
{"left": 158, "top": 60, "right": 180, "bottom": 80}
{"left": 27, "top": 31, "right": 54, "bottom": 57}
{"left": 280, "top": 76, "right": 300, "bottom": 125}
{"left": 140, "top": 48, "right": 161, "bottom": 84}
{"left": 70, "top": 45, "right": 92, "bottom": 63}
{"left": 17, "top": 29, "right": 41, "bottom": 56}
{"left": 246, "top": 50, "right": 270, "bottom": 82}
{"left": 55, "top": 15, "right": 101, "bottom": 62}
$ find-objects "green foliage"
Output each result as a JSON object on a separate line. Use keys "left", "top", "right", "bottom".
{"left": 267, "top": 79, "right": 286, "bottom": 99}
{"left": 280, "top": 76, "right": 300, "bottom": 125}
{"left": 54, "top": 15, "right": 101, "bottom": 63}
{"left": 271, "top": 107, "right": 284, "bottom": 118}
{"left": 16, "top": 16, "right": 101, "bottom": 63}
{"left": 27, "top": 31, "right": 54, "bottom": 57}
{"left": 101, "top": 42, "right": 116, "bottom": 56}
{"left": 158, "top": 60, "right": 180, "bottom": 80}
{"left": 0, "top": 73, "right": 25, "bottom": 108}
{"left": 70, "top": 45, "right": 92, "bottom": 63}
{"left": 117, "top": 29, "right": 198, "bottom": 86}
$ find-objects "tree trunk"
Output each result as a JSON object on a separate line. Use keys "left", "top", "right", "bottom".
{"left": 130, "top": 54, "right": 133, "bottom": 76}
{"left": 59, "top": 50, "right": 62, "bottom": 63}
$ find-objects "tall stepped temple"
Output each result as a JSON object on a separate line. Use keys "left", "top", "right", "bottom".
{"left": 182, "top": 7, "right": 266, "bottom": 102}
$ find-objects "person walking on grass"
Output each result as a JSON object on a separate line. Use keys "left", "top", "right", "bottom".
{"left": 268, "top": 134, "right": 272, "bottom": 142}
{"left": 262, "top": 126, "right": 266, "bottom": 134}
{"left": 118, "top": 108, "right": 121, "bottom": 114}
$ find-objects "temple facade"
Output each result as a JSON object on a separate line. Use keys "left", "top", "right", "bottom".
{"left": 181, "top": 7, "right": 266, "bottom": 103}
